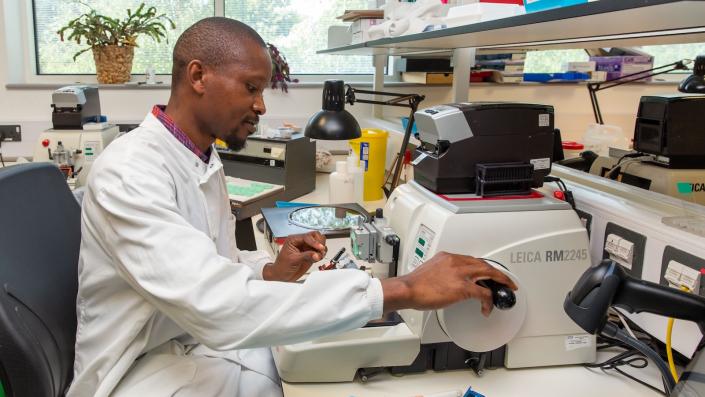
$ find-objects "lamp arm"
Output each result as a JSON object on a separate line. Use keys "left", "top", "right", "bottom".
{"left": 343, "top": 84, "right": 425, "bottom": 195}
{"left": 345, "top": 85, "right": 425, "bottom": 107}
{"left": 389, "top": 102, "right": 420, "bottom": 193}
{"left": 588, "top": 84, "right": 603, "bottom": 124}
{"left": 587, "top": 59, "right": 692, "bottom": 124}
{"left": 347, "top": 86, "right": 421, "bottom": 98}
{"left": 351, "top": 99, "right": 419, "bottom": 109}
{"left": 590, "top": 60, "right": 691, "bottom": 92}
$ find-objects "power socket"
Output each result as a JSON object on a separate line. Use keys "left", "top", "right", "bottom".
{"left": 660, "top": 246, "right": 705, "bottom": 297}
{"left": 0, "top": 125, "right": 22, "bottom": 142}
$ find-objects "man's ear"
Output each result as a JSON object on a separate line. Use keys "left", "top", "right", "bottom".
{"left": 186, "top": 60, "right": 206, "bottom": 95}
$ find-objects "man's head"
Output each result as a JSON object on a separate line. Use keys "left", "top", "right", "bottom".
{"left": 171, "top": 17, "right": 271, "bottom": 151}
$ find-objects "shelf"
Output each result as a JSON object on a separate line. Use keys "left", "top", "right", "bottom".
{"left": 319, "top": 0, "right": 705, "bottom": 55}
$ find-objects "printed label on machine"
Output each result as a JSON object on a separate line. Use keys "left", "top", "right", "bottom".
{"left": 530, "top": 158, "right": 550, "bottom": 170}
{"left": 538, "top": 113, "right": 550, "bottom": 127}
{"left": 565, "top": 335, "right": 592, "bottom": 351}
{"left": 409, "top": 224, "right": 436, "bottom": 271}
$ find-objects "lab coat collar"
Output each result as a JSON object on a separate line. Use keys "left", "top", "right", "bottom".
{"left": 140, "top": 112, "right": 223, "bottom": 184}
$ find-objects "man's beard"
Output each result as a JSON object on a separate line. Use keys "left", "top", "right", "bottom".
{"left": 224, "top": 134, "right": 247, "bottom": 152}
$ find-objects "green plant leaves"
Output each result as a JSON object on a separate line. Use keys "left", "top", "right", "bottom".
{"left": 56, "top": 2, "right": 176, "bottom": 61}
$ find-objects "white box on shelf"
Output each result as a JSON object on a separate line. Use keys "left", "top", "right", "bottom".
{"left": 349, "top": 18, "right": 383, "bottom": 44}
{"left": 445, "top": 2, "right": 525, "bottom": 27}
{"left": 328, "top": 26, "right": 352, "bottom": 48}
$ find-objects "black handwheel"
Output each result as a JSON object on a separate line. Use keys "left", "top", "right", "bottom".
{"left": 477, "top": 279, "right": 516, "bottom": 310}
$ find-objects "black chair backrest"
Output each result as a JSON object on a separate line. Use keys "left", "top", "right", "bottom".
{"left": 0, "top": 163, "right": 81, "bottom": 397}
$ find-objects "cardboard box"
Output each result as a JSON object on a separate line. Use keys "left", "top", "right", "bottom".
{"left": 587, "top": 70, "right": 608, "bottom": 82}
{"left": 589, "top": 55, "right": 654, "bottom": 82}
{"left": 349, "top": 18, "right": 383, "bottom": 44}
{"left": 402, "top": 72, "right": 453, "bottom": 84}
{"left": 563, "top": 61, "right": 596, "bottom": 73}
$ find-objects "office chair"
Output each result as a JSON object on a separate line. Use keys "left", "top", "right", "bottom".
{"left": 0, "top": 163, "right": 81, "bottom": 397}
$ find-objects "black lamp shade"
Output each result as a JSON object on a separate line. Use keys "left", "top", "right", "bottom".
{"left": 304, "top": 80, "right": 362, "bottom": 140}
{"left": 679, "top": 55, "right": 705, "bottom": 94}
{"left": 304, "top": 109, "right": 361, "bottom": 140}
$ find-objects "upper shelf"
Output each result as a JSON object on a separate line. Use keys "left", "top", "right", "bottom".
{"left": 319, "top": 0, "right": 705, "bottom": 55}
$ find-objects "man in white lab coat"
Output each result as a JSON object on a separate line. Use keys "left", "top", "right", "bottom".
{"left": 68, "top": 17, "right": 516, "bottom": 397}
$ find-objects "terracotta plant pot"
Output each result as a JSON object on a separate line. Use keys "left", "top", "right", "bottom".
{"left": 92, "top": 45, "right": 135, "bottom": 84}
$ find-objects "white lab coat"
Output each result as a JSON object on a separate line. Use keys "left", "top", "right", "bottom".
{"left": 67, "top": 112, "right": 384, "bottom": 397}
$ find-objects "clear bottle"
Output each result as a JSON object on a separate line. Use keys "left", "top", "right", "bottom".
{"left": 347, "top": 152, "right": 365, "bottom": 204}
{"left": 329, "top": 161, "right": 355, "bottom": 203}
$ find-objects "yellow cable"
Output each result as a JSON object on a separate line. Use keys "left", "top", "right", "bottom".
{"left": 667, "top": 317, "right": 678, "bottom": 382}
{"left": 667, "top": 285, "right": 691, "bottom": 383}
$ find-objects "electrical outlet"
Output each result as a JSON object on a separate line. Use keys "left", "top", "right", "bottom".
{"left": 602, "top": 222, "right": 646, "bottom": 278}
{"left": 0, "top": 125, "right": 22, "bottom": 142}
{"left": 660, "top": 246, "right": 705, "bottom": 297}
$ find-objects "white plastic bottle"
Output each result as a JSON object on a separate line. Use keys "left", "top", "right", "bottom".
{"left": 347, "top": 153, "right": 365, "bottom": 204}
{"left": 329, "top": 161, "right": 354, "bottom": 203}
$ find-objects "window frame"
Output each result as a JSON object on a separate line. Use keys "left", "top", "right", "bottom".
{"left": 15, "top": 0, "right": 395, "bottom": 86}
{"left": 10, "top": 0, "right": 698, "bottom": 86}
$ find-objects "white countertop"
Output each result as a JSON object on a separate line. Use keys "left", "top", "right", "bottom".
{"left": 282, "top": 350, "right": 664, "bottom": 397}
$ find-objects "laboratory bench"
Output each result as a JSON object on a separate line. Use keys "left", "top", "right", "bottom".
{"left": 251, "top": 171, "right": 666, "bottom": 397}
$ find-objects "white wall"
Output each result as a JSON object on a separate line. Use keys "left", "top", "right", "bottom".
{"left": 0, "top": 0, "right": 677, "bottom": 159}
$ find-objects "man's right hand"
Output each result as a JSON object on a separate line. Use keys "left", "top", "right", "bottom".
{"left": 381, "top": 252, "right": 518, "bottom": 317}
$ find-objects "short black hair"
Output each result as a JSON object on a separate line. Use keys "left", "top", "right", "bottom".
{"left": 171, "top": 17, "right": 267, "bottom": 83}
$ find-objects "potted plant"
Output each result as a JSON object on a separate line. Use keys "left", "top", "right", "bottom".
{"left": 58, "top": 2, "right": 175, "bottom": 84}
{"left": 268, "top": 43, "right": 299, "bottom": 92}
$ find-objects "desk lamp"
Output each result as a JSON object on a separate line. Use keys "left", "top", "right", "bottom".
{"left": 305, "top": 80, "right": 424, "bottom": 196}
{"left": 679, "top": 55, "right": 705, "bottom": 94}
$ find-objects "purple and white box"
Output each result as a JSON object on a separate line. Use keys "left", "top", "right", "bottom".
{"left": 589, "top": 54, "right": 654, "bottom": 82}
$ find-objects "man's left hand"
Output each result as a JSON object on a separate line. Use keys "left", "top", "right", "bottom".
{"left": 263, "top": 231, "right": 327, "bottom": 282}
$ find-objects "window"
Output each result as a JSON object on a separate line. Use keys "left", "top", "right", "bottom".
{"left": 33, "top": 1, "right": 215, "bottom": 74}
{"left": 31, "top": 0, "right": 376, "bottom": 76}
{"left": 640, "top": 43, "right": 705, "bottom": 71}
{"left": 224, "top": 0, "right": 374, "bottom": 75}
{"left": 524, "top": 49, "right": 588, "bottom": 73}
{"left": 524, "top": 44, "right": 705, "bottom": 74}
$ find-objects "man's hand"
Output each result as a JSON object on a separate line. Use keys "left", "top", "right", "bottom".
{"left": 381, "top": 252, "right": 517, "bottom": 317}
{"left": 263, "top": 232, "right": 327, "bottom": 282}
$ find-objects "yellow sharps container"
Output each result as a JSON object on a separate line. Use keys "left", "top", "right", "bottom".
{"left": 349, "top": 128, "right": 388, "bottom": 201}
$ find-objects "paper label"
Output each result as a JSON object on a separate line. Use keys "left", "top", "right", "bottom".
{"left": 411, "top": 152, "right": 428, "bottom": 166}
{"left": 270, "top": 147, "right": 284, "bottom": 158}
{"left": 538, "top": 113, "right": 550, "bottom": 127}
{"left": 565, "top": 335, "right": 592, "bottom": 351}
{"left": 530, "top": 157, "right": 551, "bottom": 170}
{"left": 360, "top": 142, "right": 370, "bottom": 171}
